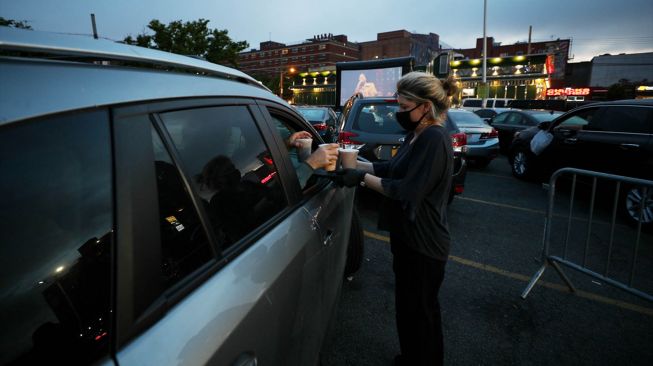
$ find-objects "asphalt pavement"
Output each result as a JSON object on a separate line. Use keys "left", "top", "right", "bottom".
{"left": 321, "top": 156, "right": 653, "bottom": 366}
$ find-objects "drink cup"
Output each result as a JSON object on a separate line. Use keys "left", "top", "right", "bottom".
{"left": 319, "top": 143, "right": 339, "bottom": 171}
{"left": 296, "top": 138, "right": 312, "bottom": 162}
{"left": 339, "top": 148, "right": 359, "bottom": 169}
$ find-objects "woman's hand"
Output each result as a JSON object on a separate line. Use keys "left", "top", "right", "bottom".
{"left": 305, "top": 143, "right": 339, "bottom": 170}
{"left": 287, "top": 131, "right": 312, "bottom": 148}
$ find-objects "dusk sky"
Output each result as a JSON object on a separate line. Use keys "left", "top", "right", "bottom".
{"left": 2, "top": 0, "right": 652, "bottom": 62}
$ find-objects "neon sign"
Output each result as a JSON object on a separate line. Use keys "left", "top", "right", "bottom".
{"left": 546, "top": 88, "right": 591, "bottom": 96}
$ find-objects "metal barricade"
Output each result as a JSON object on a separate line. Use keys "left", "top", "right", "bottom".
{"left": 521, "top": 167, "right": 653, "bottom": 302}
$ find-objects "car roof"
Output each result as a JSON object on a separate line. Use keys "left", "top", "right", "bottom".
{"left": 585, "top": 99, "right": 653, "bottom": 107}
{"left": 0, "top": 27, "right": 281, "bottom": 125}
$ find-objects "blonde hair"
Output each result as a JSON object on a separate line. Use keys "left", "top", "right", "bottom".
{"left": 396, "top": 72, "right": 458, "bottom": 123}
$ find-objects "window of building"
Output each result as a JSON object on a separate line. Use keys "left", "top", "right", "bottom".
{"left": 291, "top": 48, "right": 298, "bottom": 53}
{"left": 319, "top": 44, "right": 326, "bottom": 50}
{"left": 0, "top": 110, "right": 113, "bottom": 365}
{"left": 282, "top": 49, "right": 288, "bottom": 55}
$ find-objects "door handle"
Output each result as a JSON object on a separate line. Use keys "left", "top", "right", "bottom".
{"left": 323, "top": 229, "right": 334, "bottom": 246}
{"left": 232, "top": 353, "right": 257, "bottom": 366}
{"left": 564, "top": 137, "right": 578, "bottom": 144}
{"left": 620, "top": 143, "right": 640, "bottom": 150}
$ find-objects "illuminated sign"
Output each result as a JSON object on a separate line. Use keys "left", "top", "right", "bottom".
{"left": 637, "top": 85, "right": 653, "bottom": 91}
{"left": 546, "top": 87, "right": 591, "bottom": 96}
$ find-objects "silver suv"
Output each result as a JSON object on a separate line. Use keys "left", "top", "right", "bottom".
{"left": 0, "top": 28, "right": 362, "bottom": 366}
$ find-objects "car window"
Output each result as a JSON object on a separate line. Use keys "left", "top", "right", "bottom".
{"left": 449, "top": 110, "right": 486, "bottom": 127}
{"left": 353, "top": 103, "right": 402, "bottom": 134}
{"left": 149, "top": 127, "right": 214, "bottom": 286}
{"left": 555, "top": 107, "right": 601, "bottom": 131}
{"left": 297, "top": 108, "right": 326, "bottom": 122}
{"left": 492, "top": 113, "right": 509, "bottom": 124}
{"left": 268, "top": 112, "right": 320, "bottom": 191}
{"left": 474, "top": 109, "right": 496, "bottom": 119}
{"left": 494, "top": 100, "right": 506, "bottom": 107}
{"left": 505, "top": 113, "right": 523, "bottom": 125}
{"left": 0, "top": 111, "right": 113, "bottom": 365}
{"left": 159, "top": 106, "right": 287, "bottom": 248}
{"left": 462, "top": 99, "right": 482, "bottom": 107}
{"left": 586, "top": 106, "right": 653, "bottom": 134}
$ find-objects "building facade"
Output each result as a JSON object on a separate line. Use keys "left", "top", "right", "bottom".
{"left": 358, "top": 30, "right": 441, "bottom": 66}
{"left": 439, "top": 37, "right": 571, "bottom": 101}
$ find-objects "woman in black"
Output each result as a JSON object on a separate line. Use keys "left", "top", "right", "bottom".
{"left": 345, "top": 72, "right": 457, "bottom": 365}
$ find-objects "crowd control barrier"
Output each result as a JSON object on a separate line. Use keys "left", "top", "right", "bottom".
{"left": 521, "top": 168, "right": 653, "bottom": 302}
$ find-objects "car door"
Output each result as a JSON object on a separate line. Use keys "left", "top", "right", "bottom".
{"left": 257, "top": 103, "right": 353, "bottom": 365}
{"left": 576, "top": 105, "right": 653, "bottom": 177}
{"left": 111, "top": 99, "right": 325, "bottom": 366}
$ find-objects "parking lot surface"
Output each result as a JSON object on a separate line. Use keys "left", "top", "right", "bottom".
{"left": 321, "top": 156, "right": 653, "bottom": 366}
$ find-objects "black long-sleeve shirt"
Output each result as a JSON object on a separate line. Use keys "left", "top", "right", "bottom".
{"left": 373, "top": 125, "right": 453, "bottom": 260}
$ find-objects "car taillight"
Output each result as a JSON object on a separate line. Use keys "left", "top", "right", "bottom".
{"left": 480, "top": 128, "right": 498, "bottom": 139}
{"left": 454, "top": 183, "right": 464, "bottom": 194}
{"left": 313, "top": 123, "right": 327, "bottom": 131}
{"left": 338, "top": 130, "right": 361, "bottom": 145}
{"left": 451, "top": 132, "right": 467, "bottom": 153}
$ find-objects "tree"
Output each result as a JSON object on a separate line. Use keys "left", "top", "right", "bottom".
{"left": 123, "top": 19, "right": 248, "bottom": 68}
{"left": 0, "top": 17, "right": 32, "bottom": 29}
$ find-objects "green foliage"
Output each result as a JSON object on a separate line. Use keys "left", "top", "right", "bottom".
{"left": 123, "top": 19, "right": 248, "bottom": 67}
{"left": 0, "top": 17, "right": 33, "bottom": 29}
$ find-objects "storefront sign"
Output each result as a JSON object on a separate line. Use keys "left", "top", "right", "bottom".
{"left": 546, "top": 87, "right": 591, "bottom": 96}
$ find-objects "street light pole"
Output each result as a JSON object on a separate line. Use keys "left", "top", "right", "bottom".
{"left": 482, "top": 0, "right": 488, "bottom": 106}
{"left": 279, "top": 67, "right": 295, "bottom": 99}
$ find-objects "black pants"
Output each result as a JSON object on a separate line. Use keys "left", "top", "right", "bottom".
{"left": 391, "top": 232, "right": 447, "bottom": 366}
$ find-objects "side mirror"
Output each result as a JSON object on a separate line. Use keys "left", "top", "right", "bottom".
{"left": 538, "top": 121, "right": 551, "bottom": 130}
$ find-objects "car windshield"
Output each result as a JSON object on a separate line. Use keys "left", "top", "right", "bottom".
{"left": 448, "top": 110, "right": 486, "bottom": 127}
{"left": 353, "top": 103, "right": 402, "bottom": 134}
{"left": 531, "top": 112, "right": 563, "bottom": 122}
{"left": 298, "top": 108, "right": 325, "bottom": 122}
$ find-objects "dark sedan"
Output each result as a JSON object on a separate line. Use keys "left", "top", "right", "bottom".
{"left": 490, "top": 110, "right": 562, "bottom": 153}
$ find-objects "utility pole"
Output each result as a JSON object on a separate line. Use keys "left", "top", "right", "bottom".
{"left": 90, "top": 14, "right": 98, "bottom": 39}
{"left": 481, "top": 0, "right": 488, "bottom": 106}
{"left": 527, "top": 25, "right": 532, "bottom": 55}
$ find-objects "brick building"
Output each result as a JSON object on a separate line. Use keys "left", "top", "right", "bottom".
{"left": 359, "top": 30, "right": 441, "bottom": 66}
{"left": 237, "top": 34, "right": 360, "bottom": 78}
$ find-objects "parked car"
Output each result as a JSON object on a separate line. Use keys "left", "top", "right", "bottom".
{"left": 473, "top": 107, "right": 513, "bottom": 122}
{"left": 489, "top": 109, "right": 563, "bottom": 153}
{"left": 295, "top": 105, "right": 338, "bottom": 142}
{"left": 338, "top": 95, "right": 467, "bottom": 203}
{"left": 0, "top": 27, "right": 363, "bottom": 366}
{"left": 449, "top": 109, "right": 499, "bottom": 168}
{"left": 508, "top": 99, "right": 653, "bottom": 227}
{"left": 460, "top": 98, "right": 514, "bottom": 112}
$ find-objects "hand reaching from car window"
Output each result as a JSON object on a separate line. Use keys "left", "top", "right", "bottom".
{"left": 305, "top": 143, "right": 339, "bottom": 170}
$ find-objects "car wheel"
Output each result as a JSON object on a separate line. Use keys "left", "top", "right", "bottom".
{"left": 622, "top": 186, "right": 653, "bottom": 229}
{"left": 344, "top": 207, "right": 364, "bottom": 277}
{"left": 511, "top": 149, "right": 531, "bottom": 179}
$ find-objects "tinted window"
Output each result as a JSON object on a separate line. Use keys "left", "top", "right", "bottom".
{"left": 494, "top": 100, "right": 506, "bottom": 107}
{"left": 150, "top": 128, "right": 213, "bottom": 288}
{"left": 160, "top": 106, "right": 287, "bottom": 247}
{"left": 353, "top": 103, "right": 402, "bottom": 134}
{"left": 474, "top": 109, "right": 496, "bottom": 119}
{"left": 589, "top": 106, "right": 653, "bottom": 133}
{"left": 492, "top": 113, "right": 509, "bottom": 124}
{"left": 0, "top": 111, "right": 113, "bottom": 365}
{"left": 531, "top": 112, "right": 562, "bottom": 123}
{"left": 463, "top": 99, "right": 482, "bottom": 107}
{"left": 556, "top": 108, "right": 601, "bottom": 131}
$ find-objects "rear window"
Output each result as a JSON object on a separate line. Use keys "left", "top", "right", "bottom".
{"left": 352, "top": 103, "right": 403, "bottom": 134}
{"left": 297, "top": 108, "right": 326, "bottom": 122}
{"left": 448, "top": 110, "right": 486, "bottom": 127}
{"left": 494, "top": 100, "right": 506, "bottom": 107}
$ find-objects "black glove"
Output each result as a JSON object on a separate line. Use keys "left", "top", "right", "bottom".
{"left": 335, "top": 168, "right": 366, "bottom": 187}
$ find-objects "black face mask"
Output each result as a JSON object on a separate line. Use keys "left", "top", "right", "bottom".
{"left": 396, "top": 104, "right": 426, "bottom": 131}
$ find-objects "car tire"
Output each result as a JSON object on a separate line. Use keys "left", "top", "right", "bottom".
{"left": 511, "top": 148, "right": 532, "bottom": 180}
{"left": 622, "top": 186, "right": 653, "bottom": 229}
{"left": 344, "top": 207, "right": 364, "bottom": 277}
